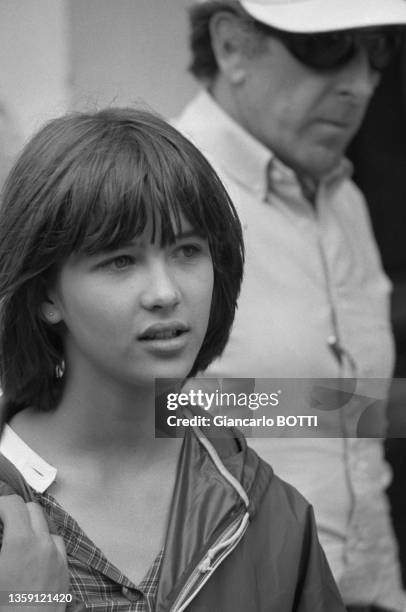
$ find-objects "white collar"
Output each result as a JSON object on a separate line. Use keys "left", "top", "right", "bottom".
{"left": 0, "top": 424, "right": 57, "bottom": 493}
{"left": 178, "top": 90, "right": 352, "bottom": 198}
{"left": 179, "top": 90, "right": 273, "bottom": 198}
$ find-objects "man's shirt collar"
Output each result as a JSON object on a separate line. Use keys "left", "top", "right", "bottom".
{"left": 182, "top": 90, "right": 273, "bottom": 198}
{"left": 180, "top": 89, "right": 352, "bottom": 200}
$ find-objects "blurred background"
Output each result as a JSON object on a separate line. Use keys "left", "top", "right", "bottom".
{"left": 0, "top": 0, "right": 198, "bottom": 148}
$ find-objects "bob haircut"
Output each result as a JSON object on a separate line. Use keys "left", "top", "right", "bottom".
{"left": 0, "top": 107, "right": 244, "bottom": 419}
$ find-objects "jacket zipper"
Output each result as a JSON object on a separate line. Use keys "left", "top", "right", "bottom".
{"left": 169, "top": 511, "right": 249, "bottom": 612}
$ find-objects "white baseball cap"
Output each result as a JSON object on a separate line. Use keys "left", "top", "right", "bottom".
{"left": 197, "top": 0, "right": 406, "bottom": 33}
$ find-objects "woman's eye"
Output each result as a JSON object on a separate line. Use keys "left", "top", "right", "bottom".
{"left": 176, "top": 244, "right": 202, "bottom": 259}
{"left": 102, "top": 255, "right": 134, "bottom": 270}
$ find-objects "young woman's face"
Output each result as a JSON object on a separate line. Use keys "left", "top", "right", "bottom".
{"left": 48, "top": 218, "right": 214, "bottom": 387}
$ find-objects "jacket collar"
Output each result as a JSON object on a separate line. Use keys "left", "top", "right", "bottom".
{"left": 156, "top": 416, "right": 272, "bottom": 611}
{"left": 0, "top": 424, "right": 57, "bottom": 493}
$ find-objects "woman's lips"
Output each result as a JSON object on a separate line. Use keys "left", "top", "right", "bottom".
{"left": 138, "top": 321, "right": 189, "bottom": 340}
{"left": 138, "top": 322, "right": 190, "bottom": 353}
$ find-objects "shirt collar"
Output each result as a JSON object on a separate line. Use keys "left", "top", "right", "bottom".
{"left": 0, "top": 424, "right": 57, "bottom": 493}
{"left": 182, "top": 90, "right": 273, "bottom": 198}
{"left": 181, "top": 89, "right": 352, "bottom": 199}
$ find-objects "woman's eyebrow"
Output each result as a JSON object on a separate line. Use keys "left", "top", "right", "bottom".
{"left": 174, "top": 230, "right": 204, "bottom": 240}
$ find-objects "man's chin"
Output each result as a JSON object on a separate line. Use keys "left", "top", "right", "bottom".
{"left": 299, "top": 147, "right": 346, "bottom": 181}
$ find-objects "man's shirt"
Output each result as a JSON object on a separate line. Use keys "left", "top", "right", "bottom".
{"left": 175, "top": 90, "right": 404, "bottom": 610}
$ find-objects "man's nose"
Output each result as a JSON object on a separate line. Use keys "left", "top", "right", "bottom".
{"left": 336, "top": 46, "right": 381, "bottom": 101}
{"left": 140, "top": 260, "right": 181, "bottom": 310}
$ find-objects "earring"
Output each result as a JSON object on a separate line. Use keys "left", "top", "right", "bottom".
{"left": 55, "top": 359, "right": 65, "bottom": 379}
{"left": 43, "top": 306, "right": 59, "bottom": 323}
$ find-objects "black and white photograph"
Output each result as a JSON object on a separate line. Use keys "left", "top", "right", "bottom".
{"left": 0, "top": 1, "right": 406, "bottom": 610}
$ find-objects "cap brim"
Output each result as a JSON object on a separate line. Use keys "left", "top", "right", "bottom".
{"left": 241, "top": 0, "right": 406, "bottom": 33}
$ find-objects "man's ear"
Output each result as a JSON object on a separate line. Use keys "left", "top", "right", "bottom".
{"left": 209, "top": 11, "right": 249, "bottom": 84}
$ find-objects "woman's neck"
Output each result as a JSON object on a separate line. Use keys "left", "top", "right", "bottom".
{"left": 53, "top": 384, "right": 156, "bottom": 452}
{"left": 11, "top": 363, "right": 176, "bottom": 465}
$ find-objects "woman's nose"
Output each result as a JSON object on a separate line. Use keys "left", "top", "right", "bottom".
{"left": 140, "top": 260, "right": 181, "bottom": 311}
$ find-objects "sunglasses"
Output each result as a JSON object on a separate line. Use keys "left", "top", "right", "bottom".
{"left": 254, "top": 23, "right": 403, "bottom": 72}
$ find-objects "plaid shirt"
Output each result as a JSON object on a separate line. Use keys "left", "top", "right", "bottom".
{"left": 36, "top": 492, "right": 163, "bottom": 612}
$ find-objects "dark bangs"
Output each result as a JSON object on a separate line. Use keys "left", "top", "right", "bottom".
{"left": 48, "top": 109, "right": 229, "bottom": 260}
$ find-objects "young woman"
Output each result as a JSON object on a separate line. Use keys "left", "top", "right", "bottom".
{"left": 0, "top": 108, "right": 344, "bottom": 611}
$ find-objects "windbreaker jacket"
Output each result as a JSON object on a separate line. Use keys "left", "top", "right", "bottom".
{"left": 0, "top": 419, "right": 345, "bottom": 612}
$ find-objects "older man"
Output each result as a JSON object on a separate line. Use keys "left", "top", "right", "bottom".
{"left": 175, "top": 1, "right": 406, "bottom": 610}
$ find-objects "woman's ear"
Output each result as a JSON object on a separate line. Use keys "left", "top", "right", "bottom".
{"left": 40, "top": 300, "right": 63, "bottom": 324}
{"left": 209, "top": 11, "right": 249, "bottom": 85}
